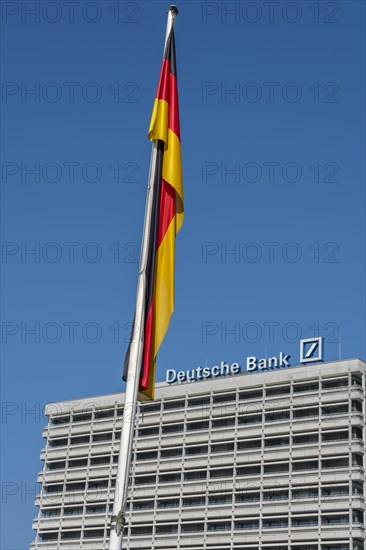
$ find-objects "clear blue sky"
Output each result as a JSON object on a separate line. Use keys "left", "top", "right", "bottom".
{"left": 1, "top": 1, "right": 365, "bottom": 547}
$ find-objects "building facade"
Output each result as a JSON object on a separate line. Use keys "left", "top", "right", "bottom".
{"left": 31, "top": 358, "right": 366, "bottom": 550}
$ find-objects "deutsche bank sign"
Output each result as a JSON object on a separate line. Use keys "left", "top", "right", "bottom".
{"left": 165, "top": 337, "right": 323, "bottom": 385}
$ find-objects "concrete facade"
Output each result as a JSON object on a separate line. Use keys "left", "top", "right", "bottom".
{"left": 31, "top": 359, "right": 366, "bottom": 550}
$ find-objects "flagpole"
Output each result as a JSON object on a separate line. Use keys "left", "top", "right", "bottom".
{"left": 108, "top": 7, "right": 178, "bottom": 550}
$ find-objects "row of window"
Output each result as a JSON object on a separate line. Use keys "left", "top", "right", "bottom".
{"left": 131, "top": 483, "right": 363, "bottom": 509}
{"left": 137, "top": 402, "right": 362, "bottom": 438}
{"left": 48, "top": 374, "right": 364, "bottom": 426}
{"left": 47, "top": 409, "right": 363, "bottom": 449}
{"left": 44, "top": 427, "right": 363, "bottom": 469}
{"left": 41, "top": 504, "right": 109, "bottom": 517}
{"left": 50, "top": 373, "right": 362, "bottom": 426}
{"left": 128, "top": 512, "right": 364, "bottom": 535}
{"left": 133, "top": 455, "right": 363, "bottom": 485}
{"left": 39, "top": 481, "right": 364, "bottom": 516}
{"left": 135, "top": 428, "right": 363, "bottom": 461}
{"left": 42, "top": 454, "right": 364, "bottom": 494}
{"left": 37, "top": 510, "right": 364, "bottom": 541}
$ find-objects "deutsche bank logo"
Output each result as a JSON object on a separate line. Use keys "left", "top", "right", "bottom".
{"left": 300, "top": 337, "right": 323, "bottom": 364}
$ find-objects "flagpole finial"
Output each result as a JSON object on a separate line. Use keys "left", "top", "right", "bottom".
{"left": 168, "top": 5, "right": 178, "bottom": 16}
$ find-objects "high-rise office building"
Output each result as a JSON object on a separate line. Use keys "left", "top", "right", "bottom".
{"left": 31, "top": 357, "right": 365, "bottom": 550}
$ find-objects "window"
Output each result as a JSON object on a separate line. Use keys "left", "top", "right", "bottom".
{"left": 47, "top": 461, "right": 66, "bottom": 471}
{"left": 39, "top": 533, "right": 58, "bottom": 541}
{"left": 293, "top": 460, "right": 318, "bottom": 472}
{"left": 352, "top": 374, "right": 363, "bottom": 387}
{"left": 164, "top": 399, "right": 185, "bottom": 411}
{"left": 352, "top": 482, "right": 364, "bottom": 495}
{"left": 352, "top": 427, "right": 363, "bottom": 440}
{"left": 156, "top": 524, "right": 178, "bottom": 534}
{"left": 321, "top": 515, "right": 348, "bottom": 525}
{"left": 69, "top": 458, "right": 88, "bottom": 468}
{"left": 322, "top": 486, "right": 348, "bottom": 497}
{"left": 84, "top": 530, "right": 104, "bottom": 539}
{"left": 236, "top": 492, "right": 260, "bottom": 503}
{"left": 183, "top": 496, "right": 205, "bottom": 507}
{"left": 185, "top": 470, "right": 207, "bottom": 481}
{"left": 237, "top": 439, "right": 261, "bottom": 450}
{"left": 293, "top": 382, "right": 319, "bottom": 393}
{"left": 88, "top": 480, "right": 108, "bottom": 490}
{"left": 141, "top": 403, "right": 160, "bottom": 414}
{"left": 352, "top": 400, "right": 363, "bottom": 413}
{"left": 239, "top": 389, "right": 262, "bottom": 400}
{"left": 187, "top": 421, "right": 209, "bottom": 432}
{"left": 322, "top": 404, "right": 348, "bottom": 416}
{"left": 266, "top": 386, "right": 290, "bottom": 397}
{"left": 213, "top": 393, "right": 236, "bottom": 404}
{"left": 73, "top": 412, "right": 92, "bottom": 422}
{"left": 41, "top": 508, "right": 61, "bottom": 517}
{"left": 211, "top": 442, "right": 234, "bottom": 454}
{"left": 264, "top": 463, "right": 289, "bottom": 474}
{"left": 263, "top": 490, "right": 288, "bottom": 501}
{"left": 353, "top": 510, "right": 364, "bottom": 524}
{"left": 86, "top": 505, "right": 106, "bottom": 514}
{"left": 130, "top": 526, "right": 152, "bottom": 536}
{"left": 322, "top": 457, "right": 348, "bottom": 469}
{"left": 95, "top": 409, "right": 114, "bottom": 420}
{"left": 64, "top": 506, "right": 83, "bottom": 516}
{"left": 323, "top": 431, "right": 348, "bottom": 442}
{"left": 70, "top": 435, "right": 89, "bottom": 445}
{"left": 157, "top": 499, "right": 179, "bottom": 509}
{"left": 188, "top": 396, "right": 210, "bottom": 407}
{"left": 51, "top": 416, "right": 70, "bottom": 425}
{"left": 48, "top": 438, "right": 67, "bottom": 448}
{"left": 322, "top": 378, "right": 348, "bottom": 390}
{"left": 45, "top": 484, "right": 63, "bottom": 494}
{"left": 293, "top": 407, "right": 318, "bottom": 420}
{"left": 265, "top": 437, "right": 289, "bottom": 448}
{"left": 133, "top": 501, "right": 154, "bottom": 510}
{"left": 136, "top": 451, "right": 157, "bottom": 461}
{"left": 292, "top": 516, "right": 318, "bottom": 527}
{"left": 235, "top": 520, "right": 259, "bottom": 530}
{"left": 161, "top": 447, "right": 182, "bottom": 459}
{"left": 209, "top": 494, "right": 232, "bottom": 505}
{"left": 92, "top": 432, "right": 112, "bottom": 442}
{"left": 134, "top": 475, "right": 156, "bottom": 486}
{"left": 238, "top": 414, "right": 262, "bottom": 425}
{"left": 61, "top": 531, "right": 81, "bottom": 540}
{"left": 262, "top": 518, "right": 288, "bottom": 529}
{"left": 162, "top": 423, "right": 183, "bottom": 434}
{"left": 210, "top": 467, "right": 233, "bottom": 479}
{"left": 138, "top": 426, "right": 159, "bottom": 437}
{"left": 352, "top": 453, "right": 363, "bottom": 467}
{"left": 237, "top": 465, "right": 261, "bottom": 477}
{"left": 266, "top": 411, "right": 290, "bottom": 423}
{"left": 208, "top": 522, "right": 231, "bottom": 531}
{"left": 212, "top": 417, "right": 235, "bottom": 428}
{"left": 293, "top": 433, "right": 318, "bottom": 445}
{"left": 186, "top": 445, "right": 208, "bottom": 456}
{"left": 65, "top": 482, "right": 85, "bottom": 492}
{"left": 292, "top": 488, "right": 318, "bottom": 500}
{"left": 159, "top": 473, "right": 181, "bottom": 484}
{"left": 181, "top": 523, "right": 204, "bottom": 533}
{"left": 90, "top": 456, "right": 110, "bottom": 466}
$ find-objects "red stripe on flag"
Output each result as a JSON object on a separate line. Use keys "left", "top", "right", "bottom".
{"left": 140, "top": 298, "right": 154, "bottom": 391}
{"left": 157, "top": 179, "right": 175, "bottom": 247}
{"left": 168, "top": 73, "right": 180, "bottom": 140}
{"left": 156, "top": 59, "right": 170, "bottom": 102}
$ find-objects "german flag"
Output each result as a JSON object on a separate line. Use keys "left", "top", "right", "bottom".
{"left": 123, "top": 25, "right": 183, "bottom": 400}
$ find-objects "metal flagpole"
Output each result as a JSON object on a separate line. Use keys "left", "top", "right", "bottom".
{"left": 108, "top": 7, "right": 178, "bottom": 550}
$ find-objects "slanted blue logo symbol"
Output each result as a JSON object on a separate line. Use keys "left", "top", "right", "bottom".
{"left": 300, "top": 337, "right": 323, "bottom": 364}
